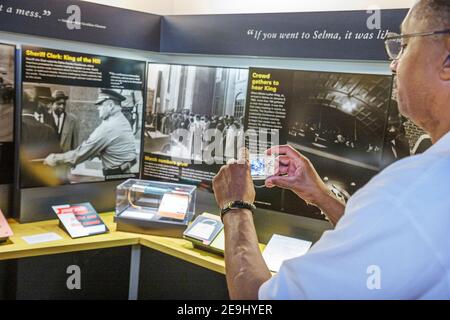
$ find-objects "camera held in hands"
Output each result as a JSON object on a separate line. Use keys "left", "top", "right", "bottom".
{"left": 249, "top": 154, "right": 276, "bottom": 180}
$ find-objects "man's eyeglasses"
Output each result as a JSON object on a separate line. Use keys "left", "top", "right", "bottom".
{"left": 384, "top": 29, "right": 450, "bottom": 60}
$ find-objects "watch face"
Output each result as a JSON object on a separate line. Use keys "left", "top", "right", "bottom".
{"left": 228, "top": 201, "right": 255, "bottom": 210}
{"left": 226, "top": 201, "right": 235, "bottom": 209}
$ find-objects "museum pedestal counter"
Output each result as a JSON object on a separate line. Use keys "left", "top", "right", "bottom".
{"left": 0, "top": 192, "right": 332, "bottom": 300}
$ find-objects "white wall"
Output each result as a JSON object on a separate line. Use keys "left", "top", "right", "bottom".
{"left": 84, "top": 0, "right": 416, "bottom": 15}
{"left": 171, "top": 0, "right": 416, "bottom": 15}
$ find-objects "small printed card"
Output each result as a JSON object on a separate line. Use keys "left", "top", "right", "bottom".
{"left": 262, "top": 234, "right": 312, "bottom": 273}
{"left": 158, "top": 193, "right": 189, "bottom": 221}
{"left": 0, "top": 209, "right": 13, "bottom": 242}
{"left": 52, "top": 203, "right": 108, "bottom": 238}
{"left": 22, "top": 232, "right": 63, "bottom": 245}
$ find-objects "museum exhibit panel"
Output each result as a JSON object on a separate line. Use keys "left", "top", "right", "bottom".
{"left": 0, "top": 0, "right": 428, "bottom": 301}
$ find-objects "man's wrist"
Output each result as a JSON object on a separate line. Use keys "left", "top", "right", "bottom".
{"left": 222, "top": 208, "right": 253, "bottom": 224}
{"left": 220, "top": 200, "right": 256, "bottom": 221}
{"left": 311, "top": 187, "right": 336, "bottom": 208}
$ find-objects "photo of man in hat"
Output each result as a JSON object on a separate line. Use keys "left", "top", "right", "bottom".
{"left": 33, "top": 86, "right": 53, "bottom": 124}
{"left": 45, "top": 90, "right": 80, "bottom": 152}
{"left": 43, "top": 88, "right": 138, "bottom": 178}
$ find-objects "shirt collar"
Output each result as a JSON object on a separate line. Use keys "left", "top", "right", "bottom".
{"left": 425, "top": 131, "right": 450, "bottom": 155}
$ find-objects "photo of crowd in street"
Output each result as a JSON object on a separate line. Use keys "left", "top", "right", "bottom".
{"left": 287, "top": 71, "right": 393, "bottom": 170}
{"left": 20, "top": 84, "right": 144, "bottom": 188}
{"left": 144, "top": 64, "right": 249, "bottom": 163}
{"left": 0, "top": 44, "right": 15, "bottom": 143}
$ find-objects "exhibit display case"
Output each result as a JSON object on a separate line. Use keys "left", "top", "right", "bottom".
{"left": 115, "top": 179, "right": 197, "bottom": 237}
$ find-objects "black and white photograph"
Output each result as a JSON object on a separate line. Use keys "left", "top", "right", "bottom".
{"left": 20, "top": 84, "right": 143, "bottom": 188}
{"left": 0, "top": 43, "right": 15, "bottom": 143}
{"left": 245, "top": 67, "right": 396, "bottom": 217}
{"left": 144, "top": 64, "right": 249, "bottom": 163}
{"left": 287, "top": 71, "right": 393, "bottom": 171}
{"left": 19, "top": 46, "right": 146, "bottom": 189}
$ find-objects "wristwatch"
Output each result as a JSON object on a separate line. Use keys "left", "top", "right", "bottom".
{"left": 220, "top": 200, "right": 256, "bottom": 221}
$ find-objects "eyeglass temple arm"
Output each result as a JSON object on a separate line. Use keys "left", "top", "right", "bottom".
{"left": 386, "top": 29, "right": 450, "bottom": 40}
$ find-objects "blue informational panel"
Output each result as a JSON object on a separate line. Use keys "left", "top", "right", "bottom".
{"left": 0, "top": 0, "right": 161, "bottom": 52}
{"left": 161, "top": 9, "right": 408, "bottom": 61}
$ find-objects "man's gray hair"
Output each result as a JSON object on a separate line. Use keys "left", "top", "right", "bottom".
{"left": 413, "top": 0, "right": 450, "bottom": 29}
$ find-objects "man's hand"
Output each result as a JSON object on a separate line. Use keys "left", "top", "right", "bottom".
{"left": 43, "top": 154, "right": 57, "bottom": 167}
{"left": 265, "top": 145, "right": 328, "bottom": 206}
{"left": 212, "top": 160, "right": 256, "bottom": 209}
{"left": 265, "top": 145, "right": 346, "bottom": 226}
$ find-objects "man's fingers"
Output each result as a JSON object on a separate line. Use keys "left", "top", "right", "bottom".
{"left": 265, "top": 175, "right": 296, "bottom": 190}
{"left": 227, "top": 158, "right": 237, "bottom": 165}
{"left": 276, "top": 155, "right": 290, "bottom": 166}
{"left": 274, "top": 163, "right": 289, "bottom": 176}
{"left": 266, "top": 145, "right": 307, "bottom": 162}
{"left": 237, "top": 147, "right": 249, "bottom": 164}
{"left": 272, "top": 155, "right": 291, "bottom": 176}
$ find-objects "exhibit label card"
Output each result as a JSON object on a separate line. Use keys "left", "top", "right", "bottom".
{"left": 158, "top": 193, "right": 189, "bottom": 221}
{"left": 52, "top": 203, "right": 108, "bottom": 238}
{"left": 0, "top": 209, "right": 13, "bottom": 241}
{"left": 262, "top": 234, "right": 312, "bottom": 273}
{"left": 184, "top": 213, "right": 223, "bottom": 245}
{"left": 22, "top": 232, "right": 63, "bottom": 245}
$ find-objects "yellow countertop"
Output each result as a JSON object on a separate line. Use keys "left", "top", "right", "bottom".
{"left": 0, "top": 213, "right": 138, "bottom": 261}
{"left": 0, "top": 213, "right": 266, "bottom": 275}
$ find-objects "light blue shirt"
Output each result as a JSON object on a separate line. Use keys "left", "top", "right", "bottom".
{"left": 259, "top": 132, "right": 450, "bottom": 300}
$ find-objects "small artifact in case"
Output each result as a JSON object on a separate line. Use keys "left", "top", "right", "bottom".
{"left": 115, "top": 179, "right": 196, "bottom": 238}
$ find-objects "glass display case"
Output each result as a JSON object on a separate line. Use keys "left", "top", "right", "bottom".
{"left": 115, "top": 179, "right": 197, "bottom": 238}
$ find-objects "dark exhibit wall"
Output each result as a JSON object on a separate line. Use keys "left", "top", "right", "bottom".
{"left": 0, "top": 43, "right": 14, "bottom": 143}
{"left": 161, "top": 9, "right": 407, "bottom": 60}
{"left": 12, "top": 247, "right": 131, "bottom": 299}
{"left": 0, "top": 0, "right": 161, "bottom": 52}
{"left": 0, "top": 0, "right": 406, "bottom": 60}
{"left": 0, "top": 43, "right": 15, "bottom": 182}
{"left": 0, "top": 43, "right": 15, "bottom": 217}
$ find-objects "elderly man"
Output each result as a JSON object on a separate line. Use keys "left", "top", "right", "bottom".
{"left": 44, "top": 89, "right": 138, "bottom": 177}
{"left": 212, "top": 0, "right": 450, "bottom": 300}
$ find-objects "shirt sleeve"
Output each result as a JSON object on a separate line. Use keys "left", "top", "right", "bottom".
{"left": 57, "top": 123, "right": 112, "bottom": 166}
{"left": 258, "top": 189, "right": 445, "bottom": 300}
